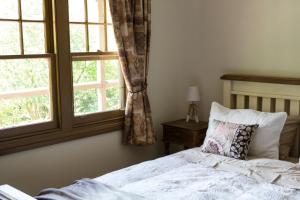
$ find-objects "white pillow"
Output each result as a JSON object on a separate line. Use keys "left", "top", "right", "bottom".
{"left": 208, "top": 102, "right": 287, "bottom": 159}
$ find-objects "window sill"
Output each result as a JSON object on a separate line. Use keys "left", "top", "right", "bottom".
{"left": 0, "top": 112, "right": 124, "bottom": 156}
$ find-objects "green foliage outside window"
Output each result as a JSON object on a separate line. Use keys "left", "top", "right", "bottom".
{"left": 0, "top": 58, "right": 122, "bottom": 127}
{"left": 73, "top": 60, "right": 121, "bottom": 116}
{"left": 0, "top": 96, "right": 50, "bottom": 128}
{"left": 0, "top": 1, "right": 121, "bottom": 128}
{"left": 0, "top": 59, "right": 50, "bottom": 128}
{"left": 74, "top": 89, "right": 98, "bottom": 115}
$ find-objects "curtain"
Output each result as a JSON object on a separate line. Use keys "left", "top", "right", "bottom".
{"left": 109, "top": 0, "right": 156, "bottom": 145}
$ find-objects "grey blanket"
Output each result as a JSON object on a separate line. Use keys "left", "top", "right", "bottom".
{"left": 35, "top": 179, "right": 144, "bottom": 200}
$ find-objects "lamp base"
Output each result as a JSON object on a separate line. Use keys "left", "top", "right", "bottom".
{"left": 186, "top": 103, "right": 199, "bottom": 123}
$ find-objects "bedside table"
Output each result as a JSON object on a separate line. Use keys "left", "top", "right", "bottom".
{"left": 162, "top": 119, "right": 208, "bottom": 155}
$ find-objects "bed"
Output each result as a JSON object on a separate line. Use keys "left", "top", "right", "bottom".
{"left": 36, "top": 74, "right": 300, "bottom": 200}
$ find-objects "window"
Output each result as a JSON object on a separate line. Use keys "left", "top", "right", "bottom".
{"left": 0, "top": 0, "right": 124, "bottom": 155}
{"left": 72, "top": 60, "right": 123, "bottom": 116}
{"left": 0, "top": 0, "right": 57, "bottom": 133}
{"left": 68, "top": 0, "right": 124, "bottom": 124}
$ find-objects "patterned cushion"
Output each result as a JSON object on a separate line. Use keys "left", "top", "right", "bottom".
{"left": 201, "top": 120, "right": 258, "bottom": 160}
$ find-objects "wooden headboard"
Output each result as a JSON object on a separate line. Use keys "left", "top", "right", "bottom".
{"left": 221, "top": 74, "right": 300, "bottom": 158}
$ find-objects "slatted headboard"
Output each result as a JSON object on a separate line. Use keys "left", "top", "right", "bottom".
{"left": 221, "top": 74, "right": 300, "bottom": 159}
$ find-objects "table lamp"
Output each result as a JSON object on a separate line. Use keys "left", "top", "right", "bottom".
{"left": 186, "top": 86, "right": 200, "bottom": 123}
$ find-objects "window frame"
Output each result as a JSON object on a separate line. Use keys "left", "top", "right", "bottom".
{"left": 0, "top": 0, "right": 124, "bottom": 156}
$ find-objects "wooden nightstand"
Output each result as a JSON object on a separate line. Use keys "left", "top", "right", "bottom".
{"left": 162, "top": 119, "right": 208, "bottom": 155}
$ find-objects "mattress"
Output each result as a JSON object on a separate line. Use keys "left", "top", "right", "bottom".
{"left": 95, "top": 148, "right": 300, "bottom": 200}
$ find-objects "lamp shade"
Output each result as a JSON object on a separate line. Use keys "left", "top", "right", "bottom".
{"left": 187, "top": 86, "right": 200, "bottom": 102}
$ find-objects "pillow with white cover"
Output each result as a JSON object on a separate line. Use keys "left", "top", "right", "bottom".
{"left": 208, "top": 102, "right": 287, "bottom": 159}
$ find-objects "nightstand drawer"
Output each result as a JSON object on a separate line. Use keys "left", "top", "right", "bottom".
{"left": 163, "top": 126, "right": 206, "bottom": 147}
{"left": 163, "top": 126, "right": 191, "bottom": 144}
{"left": 162, "top": 119, "right": 208, "bottom": 155}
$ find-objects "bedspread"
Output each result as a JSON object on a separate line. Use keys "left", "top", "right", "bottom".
{"left": 95, "top": 148, "right": 300, "bottom": 200}
{"left": 35, "top": 179, "right": 144, "bottom": 200}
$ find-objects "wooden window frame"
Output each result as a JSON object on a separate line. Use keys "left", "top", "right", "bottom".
{"left": 0, "top": 0, "right": 124, "bottom": 156}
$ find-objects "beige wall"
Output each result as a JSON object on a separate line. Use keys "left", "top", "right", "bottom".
{"left": 0, "top": 0, "right": 190, "bottom": 195}
{"left": 188, "top": 0, "right": 300, "bottom": 120}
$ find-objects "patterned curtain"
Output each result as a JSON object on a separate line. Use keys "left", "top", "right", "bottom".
{"left": 109, "top": 0, "right": 156, "bottom": 145}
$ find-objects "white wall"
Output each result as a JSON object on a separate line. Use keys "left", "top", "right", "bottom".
{"left": 0, "top": 0, "right": 191, "bottom": 195}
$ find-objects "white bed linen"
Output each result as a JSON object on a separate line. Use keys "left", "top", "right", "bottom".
{"left": 95, "top": 148, "right": 300, "bottom": 200}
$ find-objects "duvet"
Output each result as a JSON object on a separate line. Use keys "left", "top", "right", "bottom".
{"left": 37, "top": 148, "right": 300, "bottom": 200}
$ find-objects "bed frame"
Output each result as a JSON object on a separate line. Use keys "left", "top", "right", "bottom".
{"left": 221, "top": 74, "right": 300, "bottom": 159}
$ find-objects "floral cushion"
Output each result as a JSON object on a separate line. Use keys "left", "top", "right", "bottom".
{"left": 201, "top": 120, "right": 258, "bottom": 160}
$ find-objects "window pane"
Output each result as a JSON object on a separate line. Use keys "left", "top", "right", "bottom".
{"left": 106, "top": 0, "right": 112, "bottom": 24}
{"left": 0, "top": 58, "right": 51, "bottom": 129}
{"left": 23, "top": 22, "right": 46, "bottom": 54}
{"left": 87, "top": 0, "right": 104, "bottom": 23}
{"left": 0, "top": 95, "right": 51, "bottom": 129}
{"left": 0, "top": 0, "right": 18, "bottom": 19}
{"left": 0, "top": 59, "right": 49, "bottom": 92}
{"left": 107, "top": 25, "right": 117, "bottom": 51}
{"left": 70, "top": 24, "right": 86, "bottom": 52}
{"left": 73, "top": 60, "right": 100, "bottom": 116}
{"left": 74, "top": 89, "right": 99, "bottom": 115}
{"left": 104, "top": 60, "right": 120, "bottom": 82}
{"left": 105, "top": 87, "right": 120, "bottom": 111}
{"left": 69, "top": 0, "right": 85, "bottom": 22}
{"left": 88, "top": 25, "right": 105, "bottom": 52}
{"left": 73, "top": 59, "right": 122, "bottom": 116}
{"left": 0, "top": 22, "right": 20, "bottom": 55}
{"left": 22, "top": 0, "right": 44, "bottom": 20}
{"left": 73, "top": 60, "right": 98, "bottom": 84}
